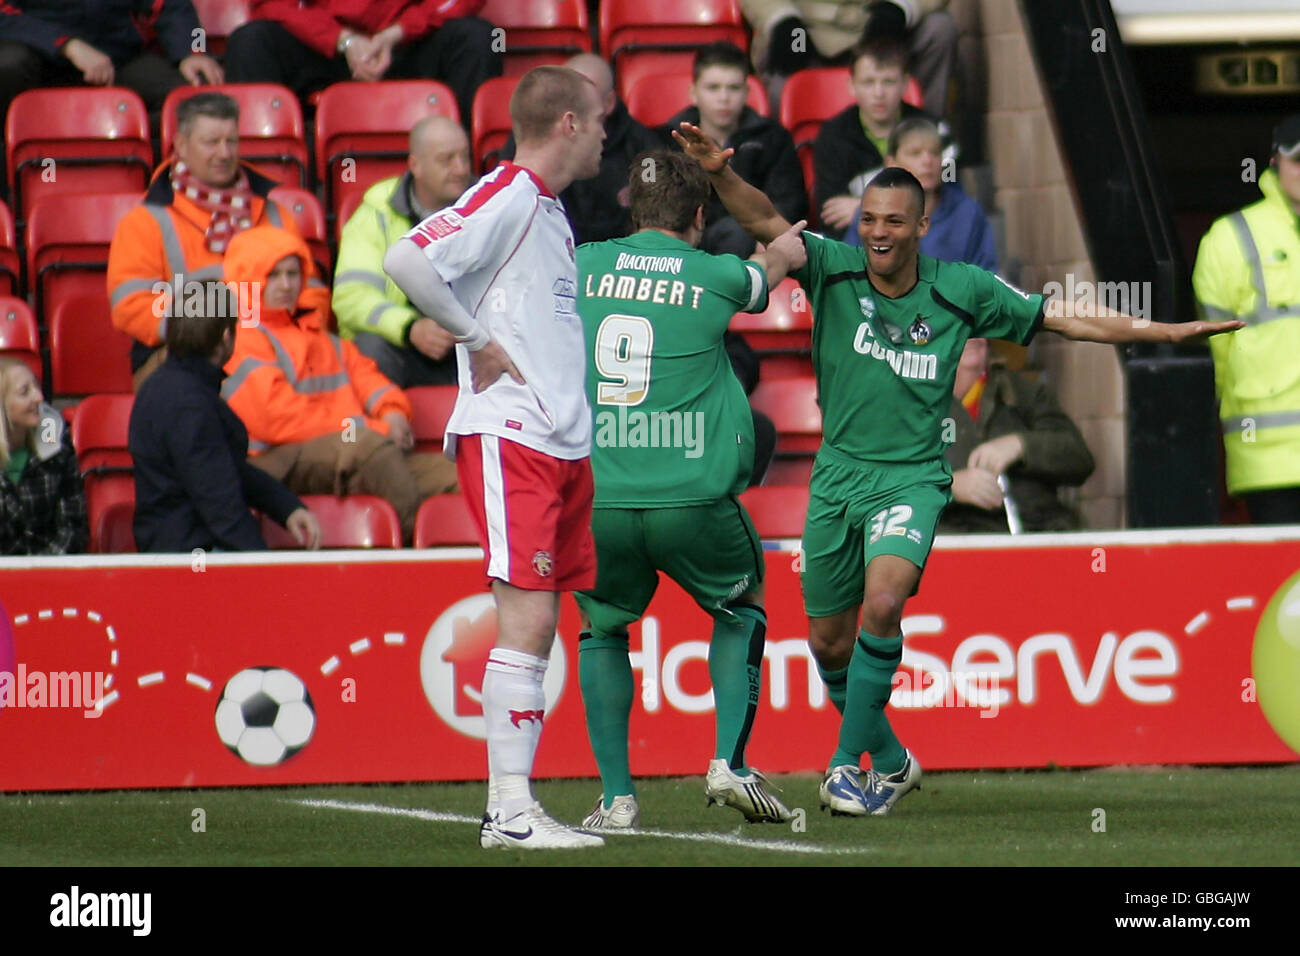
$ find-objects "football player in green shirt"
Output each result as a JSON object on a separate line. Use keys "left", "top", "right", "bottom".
{"left": 575, "top": 149, "right": 810, "bottom": 828}
{"left": 673, "top": 121, "right": 1243, "bottom": 817}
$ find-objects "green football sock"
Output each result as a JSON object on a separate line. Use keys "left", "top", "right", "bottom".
{"left": 829, "top": 630, "right": 906, "bottom": 775}
{"left": 815, "top": 660, "right": 849, "bottom": 714}
{"left": 578, "top": 630, "right": 636, "bottom": 805}
{"left": 709, "top": 603, "right": 766, "bottom": 774}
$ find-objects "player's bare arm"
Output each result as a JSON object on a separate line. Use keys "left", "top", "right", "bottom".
{"left": 673, "top": 122, "right": 790, "bottom": 245}
{"left": 1042, "top": 299, "right": 1245, "bottom": 344}
{"left": 384, "top": 239, "right": 525, "bottom": 392}
{"left": 751, "top": 219, "right": 809, "bottom": 287}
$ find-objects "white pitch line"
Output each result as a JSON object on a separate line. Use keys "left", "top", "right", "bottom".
{"left": 1226, "top": 596, "right": 1256, "bottom": 610}
{"left": 383, "top": 632, "right": 405, "bottom": 645}
{"left": 349, "top": 638, "right": 371, "bottom": 655}
{"left": 1184, "top": 611, "right": 1210, "bottom": 635}
{"left": 321, "top": 656, "right": 341, "bottom": 676}
{"left": 293, "top": 798, "right": 871, "bottom": 856}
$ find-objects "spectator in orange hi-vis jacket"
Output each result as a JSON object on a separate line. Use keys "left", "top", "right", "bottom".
{"left": 220, "top": 225, "right": 457, "bottom": 542}
{"left": 107, "top": 92, "right": 300, "bottom": 389}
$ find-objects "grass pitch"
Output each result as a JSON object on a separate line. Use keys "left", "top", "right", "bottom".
{"left": 3, "top": 765, "right": 1297, "bottom": 867}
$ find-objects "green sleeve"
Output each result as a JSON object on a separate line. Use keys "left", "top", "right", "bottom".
{"left": 791, "top": 230, "right": 830, "bottom": 293}
{"left": 332, "top": 199, "right": 419, "bottom": 346}
{"left": 968, "top": 266, "right": 1046, "bottom": 345}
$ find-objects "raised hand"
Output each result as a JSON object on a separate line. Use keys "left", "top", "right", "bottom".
{"left": 1163, "top": 319, "right": 1246, "bottom": 344}
{"left": 766, "top": 218, "right": 809, "bottom": 272}
{"left": 671, "top": 122, "right": 735, "bottom": 173}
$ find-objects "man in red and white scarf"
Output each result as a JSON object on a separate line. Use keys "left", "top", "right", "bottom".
{"left": 108, "top": 91, "right": 301, "bottom": 388}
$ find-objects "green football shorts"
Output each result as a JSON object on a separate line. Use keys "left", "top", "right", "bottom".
{"left": 800, "top": 445, "right": 952, "bottom": 618}
{"left": 576, "top": 496, "right": 764, "bottom": 635}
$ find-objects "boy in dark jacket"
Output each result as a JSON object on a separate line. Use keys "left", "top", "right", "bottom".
{"left": 813, "top": 36, "right": 947, "bottom": 233}
{"left": 129, "top": 280, "right": 320, "bottom": 552}
{"left": 659, "top": 42, "right": 806, "bottom": 258}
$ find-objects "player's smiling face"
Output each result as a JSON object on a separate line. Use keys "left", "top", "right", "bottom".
{"left": 859, "top": 186, "right": 929, "bottom": 283}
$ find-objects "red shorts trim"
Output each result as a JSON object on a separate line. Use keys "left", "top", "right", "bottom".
{"left": 455, "top": 434, "right": 595, "bottom": 591}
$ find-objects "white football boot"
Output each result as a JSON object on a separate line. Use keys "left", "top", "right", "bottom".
{"left": 479, "top": 802, "right": 606, "bottom": 849}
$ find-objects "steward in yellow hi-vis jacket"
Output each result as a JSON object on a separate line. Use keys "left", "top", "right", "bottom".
{"left": 1192, "top": 113, "right": 1300, "bottom": 523}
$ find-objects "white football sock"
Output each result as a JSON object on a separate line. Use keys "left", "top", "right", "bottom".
{"left": 482, "top": 647, "right": 548, "bottom": 819}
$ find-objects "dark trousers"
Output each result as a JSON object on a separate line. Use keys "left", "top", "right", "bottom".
{"left": 1243, "top": 487, "right": 1300, "bottom": 525}
{"left": 224, "top": 18, "right": 501, "bottom": 124}
{"left": 0, "top": 41, "right": 184, "bottom": 143}
{"left": 352, "top": 331, "right": 458, "bottom": 388}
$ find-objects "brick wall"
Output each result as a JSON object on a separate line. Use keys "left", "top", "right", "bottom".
{"left": 956, "top": 0, "right": 1127, "bottom": 528}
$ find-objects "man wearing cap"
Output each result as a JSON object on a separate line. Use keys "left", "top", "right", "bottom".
{"left": 1192, "top": 113, "right": 1300, "bottom": 523}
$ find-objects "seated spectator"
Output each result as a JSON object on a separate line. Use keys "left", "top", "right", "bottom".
{"left": 107, "top": 92, "right": 300, "bottom": 387}
{"left": 940, "top": 338, "right": 1094, "bottom": 533}
{"left": 660, "top": 42, "right": 806, "bottom": 258}
{"left": 844, "top": 117, "right": 996, "bottom": 271}
{"left": 224, "top": 0, "right": 500, "bottom": 124}
{"left": 0, "top": 358, "right": 87, "bottom": 554}
{"left": 222, "top": 226, "right": 457, "bottom": 542}
{"left": 500, "top": 53, "right": 660, "bottom": 245}
{"left": 0, "top": 0, "right": 222, "bottom": 126}
{"left": 814, "top": 37, "right": 949, "bottom": 235}
{"left": 130, "top": 281, "right": 321, "bottom": 552}
{"left": 334, "top": 115, "right": 470, "bottom": 387}
{"left": 743, "top": 0, "right": 957, "bottom": 118}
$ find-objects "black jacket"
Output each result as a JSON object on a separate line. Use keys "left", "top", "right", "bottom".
{"left": 812, "top": 102, "right": 938, "bottom": 211}
{"left": 0, "top": 0, "right": 201, "bottom": 65}
{"left": 659, "top": 106, "right": 807, "bottom": 258}
{"left": 502, "top": 99, "right": 661, "bottom": 245}
{"left": 129, "top": 353, "right": 302, "bottom": 552}
{"left": 0, "top": 405, "right": 87, "bottom": 555}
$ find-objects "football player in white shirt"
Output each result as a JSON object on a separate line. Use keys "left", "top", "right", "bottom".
{"left": 386, "top": 66, "right": 606, "bottom": 850}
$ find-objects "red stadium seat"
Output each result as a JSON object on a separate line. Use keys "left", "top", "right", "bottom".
{"left": 0, "top": 201, "right": 19, "bottom": 296}
{"left": 407, "top": 385, "right": 459, "bottom": 453}
{"left": 72, "top": 393, "right": 134, "bottom": 472}
{"left": 779, "top": 68, "right": 854, "bottom": 147}
{"left": 0, "top": 297, "right": 41, "bottom": 383}
{"left": 625, "top": 71, "right": 769, "bottom": 128}
{"left": 750, "top": 377, "right": 822, "bottom": 455}
{"left": 739, "top": 485, "right": 809, "bottom": 538}
{"left": 471, "top": 76, "right": 518, "bottom": 173}
{"left": 314, "top": 81, "right": 460, "bottom": 223}
{"left": 903, "top": 76, "right": 924, "bottom": 109}
{"left": 268, "top": 186, "right": 331, "bottom": 279}
{"left": 780, "top": 69, "right": 854, "bottom": 224}
{"left": 334, "top": 190, "right": 366, "bottom": 243}
{"left": 600, "top": 0, "right": 748, "bottom": 100}
{"left": 192, "top": 0, "right": 251, "bottom": 57}
{"left": 95, "top": 497, "right": 137, "bottom": 554}
{"left": 5, "top": 88, "right": 152, "bottom": 226}
{"left": 414, "top": 494, "right": 481, "bottom": 547}
{"left": 49, "top": 293, "right": 134, "bottom": 398}
{"left": 73, "top": 393, "right": 135, "bottom": 549}
{"left": 259, "top": 494, "right": 402, "bottom": 549}
{"left": 479, "top": 0, "right": 592, "bottom": 76}
{"left": 25, "top": 192, "right": 143, "bottom": 338}
{"left": 761, "top": 458, "right": 814, "bottom": 486}
{"left": 730, "top": 278, "right": 812, "bottom": 351}
{"left": 161, "top": 83, "right": 307, "bottom": 187}
{"left": 86, "top": 474, "right": 136, "bottom": 554}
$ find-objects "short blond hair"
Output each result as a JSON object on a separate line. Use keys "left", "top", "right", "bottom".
{"left": 510, "top": 66, "right": 596, "bottom": 146}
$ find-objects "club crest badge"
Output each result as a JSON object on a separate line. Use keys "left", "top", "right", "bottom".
{"left": 908, "top": 315, "right": 932, "bottom": 346}
{"left": 532, "top": 550, "right": 554, "bottom": 578}
{"left": 858, "top": 295, "right": 876, "bottom": 318}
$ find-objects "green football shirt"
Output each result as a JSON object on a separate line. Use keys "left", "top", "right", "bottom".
{"left": 794, "top": 231, "right": 1046, "bottom": 464}
{"left": 578, "top": 230, "right": 768, "bottom": 508}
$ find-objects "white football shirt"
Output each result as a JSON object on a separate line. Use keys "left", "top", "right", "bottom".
{"left": 405, "top": 162, "right": 592, "bottom": 460}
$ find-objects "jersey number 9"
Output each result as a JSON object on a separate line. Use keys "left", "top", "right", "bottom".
{"left": 595, "top": 314, "right": 654, "bottom": 406}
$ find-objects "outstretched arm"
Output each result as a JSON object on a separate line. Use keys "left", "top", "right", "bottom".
{"left": 1043, "top": 301, "right": 1243, "bottom": 344}
{"left": 672, "top": 122, "right": 792, "bottom": 246}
